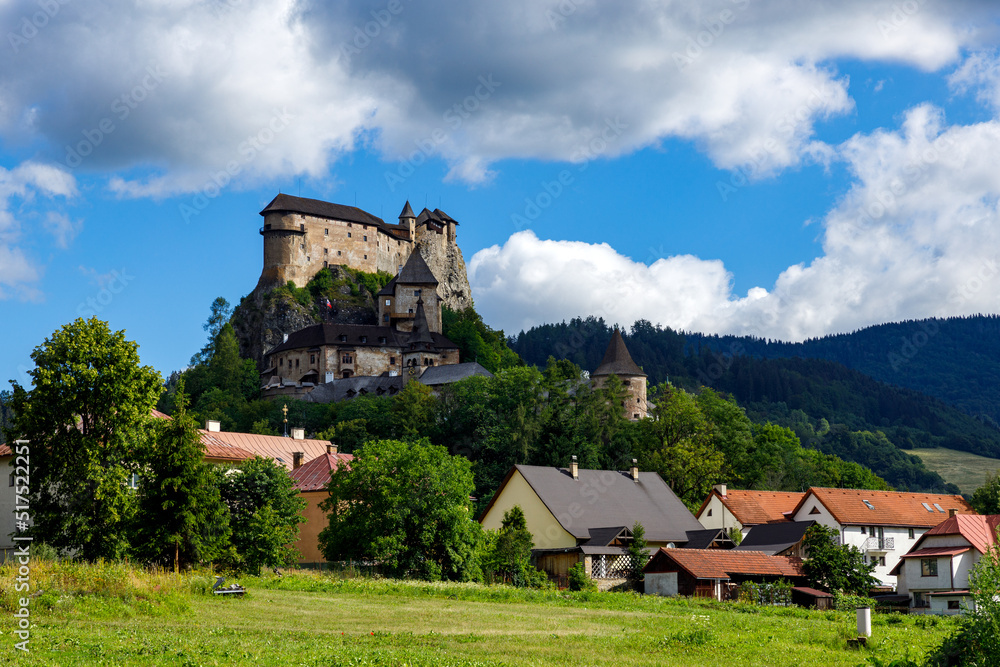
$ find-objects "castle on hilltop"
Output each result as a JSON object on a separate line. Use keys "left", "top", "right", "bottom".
{"left": 256, "top": 194, "right": 471, "bottom": 310}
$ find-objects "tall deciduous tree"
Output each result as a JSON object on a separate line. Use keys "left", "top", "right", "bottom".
{"left": 135, "top": 383, "right": 231, "bottom": 570}
{"left": 189, "top": 297, "right": 233, "bottom": 366}
{"left": 802, "top": 524, "right": 876, "bottom": 595}
{"left": 5, "top": 318, "right": 162, "bottom": 560}
{"left": 971, "top": 471, "right": 1000, "bottom": 515}
{"left": 319, "top": 439, "right": 482, "bottom": 581}
{"left": 217, "top": 456, "right": 305, "bottom": 574}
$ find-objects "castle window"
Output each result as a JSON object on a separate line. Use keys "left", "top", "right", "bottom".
{"left": 363, "top": 235, "right": 367, "bottom": 241}
{"left": 337, "top": 250, "right": 342, "bottom": 256}
{"left": 342, "top": 354, "right": 353, "bottom": 364}
{"left": 324, "top": 229, "right": 329, "bottom": 236}
{"left": 385, "top": 299, "right": 390, "bottom": 306}
{"left": 360, "top": 336, "right": 367, "bottom": 343}
{"left": 348, "top": 223, "right": 352, "bottom": 227}
{"left": 310, "top": 354, "right": 315, "bottom": 364}
{"left": 348, "top": 232, "right": 352, "bottom": 238}
{"left": 384, "top": 314, "right": 389, "bottom": 322}
{"left": 300, "top": 224, "right": 305, "bottom": 231}
{"left": 300, "top": 244, "right": 305, "bottom": 250}
{"left": 339, "top": 335, "right": 347, "bottom": 342}
{"left": 414, "top": 289, "right": 421, "bottom": 296}
{"left": 295, "top": 359, "right": 299, "bottom": 368}
{"left": 324, "top": 261, "right": 328, "bottom": 268}
{"left": 279, "top": 358, "right": 283, "bottom": 366}
{"left": 389, "top": 356, "right": 395, "bottom": 364}
{"left": 364, "top": 254, "right": 368, "bottom": 259}
{"left": 324, "top": 248, "right": 328, "bottom": 254}
{"left": 408, "top": 308, "right": 413, "bottom": 314}
{"left": 306, "top": 256, "right": 310, "bottom": 262}
{"left": 379, "top": 337, "right": 386, "bottom": 344}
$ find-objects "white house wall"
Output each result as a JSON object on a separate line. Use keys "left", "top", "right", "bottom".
{"left": 0, "top": 457, "right": 16, "bottom": 557}
{"left": 696, "top": 496, "right": 743, "bottom": 534}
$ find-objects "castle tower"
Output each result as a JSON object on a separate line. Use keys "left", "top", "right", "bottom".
{"left": 399, "top": 200, "right": 416, "bottom": 240}
{"left": 377, "top": 251, "right": 442, "bottom": 333}
{"left": 591, "top": 328, "right": 647, "bottom": 420}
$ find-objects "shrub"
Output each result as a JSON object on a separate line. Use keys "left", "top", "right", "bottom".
{"left": 568, "top": 563, "right": 597, "bottom": 592}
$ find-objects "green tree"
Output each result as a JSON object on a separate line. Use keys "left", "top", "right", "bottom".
{"left": 5, "top": 318, "right": 162, "bottom": 560}
{"left": 627, "top": 521, "right": 649, "bottom": 584}
{"left": 971, "top": 471, "right": 1000, "bottom": 515}
{"left": 390, "top": 380, "right": 438, "bottom": 440}
{"left": 189, "top": 297, "right": 233, "bottom": 366}
{"left": 319, "top": 439, "right": 482, "bottom": 581}
{"left": 481, "top": 506, "right": 547, "bottom": 587}
{"left": 442, "top": 305, "right": 522, "bottom": 373}
{"left": 135, "top": 383, "right": 231, "bottom": 570}
{"left": 801, "top": 524, "right": 876, "bottom": 595}
{"left": 634, "top": 384, "right": 723, "bottom": 509}
{"left": 217, "top": 456, "right": 306, "bottom": 574}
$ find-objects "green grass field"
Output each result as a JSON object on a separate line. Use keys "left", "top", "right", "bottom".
{"left": 0, "top": 566, "right": 958, "bottom": 666}
{"left": 911, "top": 447, "right": 1000, "bottom": 495}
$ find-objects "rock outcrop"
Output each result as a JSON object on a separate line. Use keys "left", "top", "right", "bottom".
{"left": 419, "top": 240, "right": 473, "bottom": 312}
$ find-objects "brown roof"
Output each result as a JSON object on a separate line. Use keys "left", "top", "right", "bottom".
{"left": 794, "top": 487, "right": 974, "bottom": 527}
{"left": 697, "top": 489, "right": 805, "bottom": 525}
{"left": 290, "top": 452, "right": 354, "bottom": 491}
{"left": 199, "top": 430, "right": 331, "bottom": 470}
{"left": 899, "top": 546, "right": 972, "bottom": 559}
{"left": 592, "top": 328, "right": 644, "bottom": 377}
{"left": 915, "top": 513, "right": 1000, "bottom": 555}
{"left": 644, "top": 548, "right": 805, "bottom": 580}
{"left": 198, "top": 432, "right": 256, "bottom": 463}
{"left": 260, "top": 194, "right": 385, "bottom": 227}
{"left": 397, "top": 251, "right": 439, "bottom": 285}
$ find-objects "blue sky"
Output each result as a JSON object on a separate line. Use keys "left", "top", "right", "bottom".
{"left": 3, "top": 0, "right": 1000, "bottom": 388}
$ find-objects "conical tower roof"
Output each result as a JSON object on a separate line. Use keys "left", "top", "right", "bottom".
{"left": 409, "top": 298, "right": 435, "bottom": 346}
{"left": 592, "top": 328, "right": 645, "bottom": 377}
{"left": 399, "top": 201, "right": 415, "bottom": 219}
{"left": 397, "top": 251, "right": 438, "bottom": 285}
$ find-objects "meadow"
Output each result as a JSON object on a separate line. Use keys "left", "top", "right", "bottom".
{"left": 911, "top": 447, "right": 1000, "bottom": 495}
{"left": 0, "top": 562, "right": 958, "bottom": 666}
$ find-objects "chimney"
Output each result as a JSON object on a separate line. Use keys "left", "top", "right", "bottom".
{"left": 292, "top": 452, "right": 304, "bottom": 469}
{"left": 291, "top": 427, "right": 305, "bottom": 440}
{"left": 205, "top": 420, "right": 221, "bottom": 432}
{"left": 713, "top": 483, "right": 727, "bottom": 497}
{"left": 327, "top": 443, "right": 338, "bottom": 455}
{"left": 570, "top": 455, "right": 578, "bottom": 480}
{"left": 630, "top": 458, "right": 639, "bottom": 482}
{"left": 949, "top": 508, "right": 958, "bottom": 517}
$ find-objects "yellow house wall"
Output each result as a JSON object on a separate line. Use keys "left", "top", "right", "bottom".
{"left": 480, "top": 470, "right": 576, "bottom": 549}
{"left": 295, "top": 490, "right": 329, "bottom": 564}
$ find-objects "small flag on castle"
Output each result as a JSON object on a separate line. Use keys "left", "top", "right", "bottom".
{"left": 324, "top": 297, "right": 332, "bottom": 309}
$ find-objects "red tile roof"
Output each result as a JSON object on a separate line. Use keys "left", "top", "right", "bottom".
{"left": 899, "top": 546, "right": 972, "bottom": 559}
{"left": 697, "top": 490, "right": 805, "bottom": 525}
{"left": 644, "top": 548, "right": 805, "bottom": 580}
{"left": 793, "top": 487, "right": 974, "bottom": 527}
{"left": 919, "top": 513, "right": 1000, "bottom": 555}
{"left": 289, "top": 452, "right": 354, "bottom": 491}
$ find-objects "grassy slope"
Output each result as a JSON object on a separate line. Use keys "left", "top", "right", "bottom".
{"left": 0, "top": 573, "right": 956, "bottom": 666}
{"left": 911, "top": 447, "right": 1000, "bottom": 495}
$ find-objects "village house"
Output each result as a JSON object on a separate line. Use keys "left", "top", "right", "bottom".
{"left": 288, "top": 445, "right": 354, "bottom": 566}
{"left": 890, "top": 512, "right": 1000, "bottom": 614}
{"left": 789, "top": 487, "right": 975, "bottom": 587}
{"left": 695, "top": 484, "right": 805, "bottom": 536}
{"left": 643, "top": 547, "right": 806, "bottom": 600}
{"left": 478, "top": 459, "right": 704, "bottom": 589}
{"left": 733, "top": 520, "right": 816, "bottom": 557}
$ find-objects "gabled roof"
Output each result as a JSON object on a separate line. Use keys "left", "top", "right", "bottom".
{"left": 735, "top": 520, "right": 815, "bottom": 555}
{"left": 397, "top": 251, "right": 439, "bottom": 285}
{"left": 644, "top": 548, "right": 805, "bottom": 580}
{"left": 912, "top": 513, "right": 1000, "bottom": 555}
{"left": 199, "top": 430, "right": 331, "bottom": 471}
{"left": 267, "top": 323, "right": 406, "bottom": 357}
{"left": 289, "top": 451, "right": 354, "bottom": 491}
{"left": 481, "top": 464, "right": 703, "bottom": 544}
{"left": 260, "top": 194, "right": 385, "bottom": 228}
{"left": 582, "top": 526, "right": 631, "bottom": 547}
{"left": 697, "top": 489, "right": 805, "bottom": 526}
{"left": 302, "top": 375, "right": 405, "bottom": 403}
{"left": 683, "top": 528, "right": 734, "bottom": 550}
{"left": 792, "top": 487, "right": 974, "bottom": 528}
{"left": 377, "top": 276, "right": 398, "bottom": 296}
{"left": 592, "top": 328, "right": 644, "bottom": 377}
{"left": 433, "top": 208, "right": 458, "bottom": 225}
{"left": 417, "top": 362, "right": 493, "bottom": 386}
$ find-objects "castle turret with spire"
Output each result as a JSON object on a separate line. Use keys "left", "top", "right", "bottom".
{"left": 591, "top": 328, "right": 648, "bottom": 420}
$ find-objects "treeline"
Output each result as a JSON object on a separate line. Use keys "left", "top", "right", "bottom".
{"left": 686, "top": 314, "right": 1000, "bottom": 426}
{"left": 509, "top": 317, "right": 983, "bottom": 493}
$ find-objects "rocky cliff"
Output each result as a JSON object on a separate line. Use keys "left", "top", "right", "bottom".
{"left": 419, "top": 240, "right": 473, "bottom": 312}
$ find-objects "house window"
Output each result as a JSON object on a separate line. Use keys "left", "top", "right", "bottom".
{"left": 808, "top": 507, "right": 821, "bottom": 515}
{"left": 342, "top": 354, "right": 353, "bottom": 364}
{"left": 385, "top": 299, "right": 391, "bottom": 306}
{"left": 921, "top": 559, "right": 938, "bottom": 577}
{"left": 861, "top": 527, "right": 867, "bottom": 535}
{"left": 295, "top": 359, "right": 299, "bottom": 368}
{"left": 909, "top": 528, "right": 915, "bottom": 539}
{"left": 310, "top": 354, "right": 315, "bottom": 364}
{"left": 879, "top": 556, "right": 886, "bottom": 567}
{"left": 948, "top": 600, "right": 960, "bottom": 610}
{"left": 707, "top": 509, "right": 713, "bottom": 517}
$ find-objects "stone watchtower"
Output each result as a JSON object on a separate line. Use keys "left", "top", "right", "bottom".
{"left": 377, "top": 251, "right": 443, "bottom": 334}
{"left": 591, "top": 328, "right": 648, "bottom": 420}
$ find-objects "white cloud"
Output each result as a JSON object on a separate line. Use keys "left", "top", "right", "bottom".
{"left": 44, "top": 212, "right": 81, "bottom": 249}
{"left": 471, "top": 105, "right": 1000, "bottom": 340}
{"left": 0, "top": 1, "right": 994, "bottom": 192}
{"left": 0, "top": 161, "right": 77, "bottom": 299}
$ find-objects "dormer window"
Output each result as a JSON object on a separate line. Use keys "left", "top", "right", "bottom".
{"left": 379, "top": 337, "right": 386, "bottom": 344}
{"left": 360, "top": 336, "right": 367, "bottom": 344}
{"left": 862, "top": 500, "right": 875, "bottom": 510}
{"left": 339, "top": 335, "right": 347, "bottom": 342}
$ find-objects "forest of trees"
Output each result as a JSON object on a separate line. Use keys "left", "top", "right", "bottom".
{"left": 509, "top": 317, "right": 997, "bottom": 493}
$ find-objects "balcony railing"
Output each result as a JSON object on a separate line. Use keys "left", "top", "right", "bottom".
{"left": 863, "top": 537, "right": 894, "bottom": 551}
